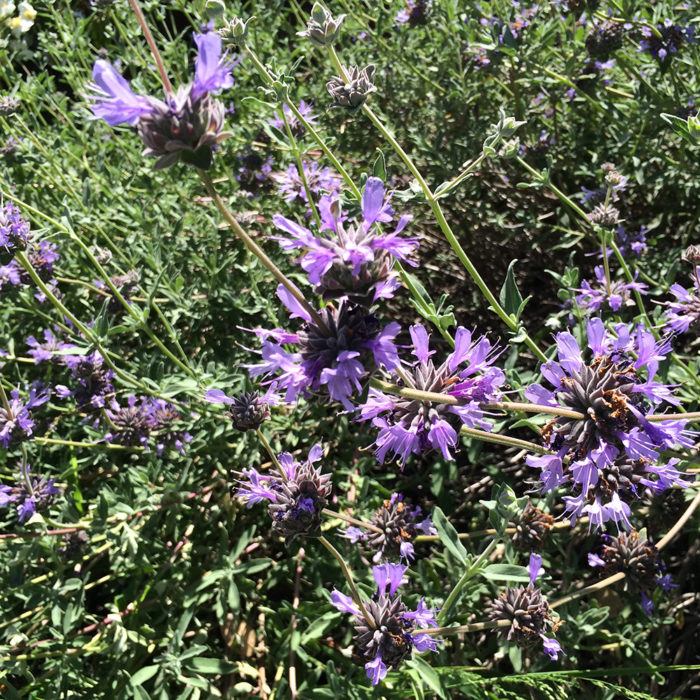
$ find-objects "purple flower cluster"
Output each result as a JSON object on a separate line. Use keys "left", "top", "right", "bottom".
{"left": 0, "top": 463, "right": 61, "bottom": 523}
{"left": 246, "top": 285, "right": 400, "bottom": 409}
{"left": 274, "top": 160, "right": 341, "bottom": 206}
{"left": 236, "top": 444, "right": 332, "bottom": 539}
{"left": 662, "top": 273, "right": 700, "bottom": 336}
{"left": 574, "top": 266, "right": 647, "bottom": 314}
{"left": 103, "top": 395, "right": 191, "bottom": 453}
{"left": 272, "top": 177, "right": 419, "bottom": 305}
{"left": 358, "top": 325, "right": 504, "bottom": 465}
{"left": 526, "top": 319, "right": 691, "bottom": 530}
{"left": 56, "top": 351, "right": 115, "bottom": 412}
{"left": 395, "top": 0, "right": 431, "bottom": 27}
{"left": 269, "top": 99, "right": 317, "bottom": 136}
{"left": 331, "top": 562, "right": 440, "bottom": 685}
{"left": 342, "top": 493, "right": 435, "bottom": 562}
{"left": 640, "top": 20, "right": 695, "bottom": 64}
{"left": 0, "top": 385, "right": 49, "bottom": 447}
{"left": 26, "top": 328, "right": 75, "bottom": 364}
{"left": 87, "top": 32, "right": 234, "bottom": 169}
{"left": 234, "top": 147, "right": 274, "bottom": 196}
{"left": 616, "top": 224, "right": 647, "bottom": 257}
{"left": 0, "top": 200, "right": 30, "bottom": 257}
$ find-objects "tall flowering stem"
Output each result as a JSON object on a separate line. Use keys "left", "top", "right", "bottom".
{"left": 127, "top": 0, "right": 173, "bottom": 94}
{"left": 199, "top": 172, "right": 327, "bottom": 333}
{"left": 325, "top": 45, "right": 547, "bottom": 364}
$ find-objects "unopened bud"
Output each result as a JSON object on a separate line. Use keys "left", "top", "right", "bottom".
{"left": 298, "top": 3, "right": 346, "bottom": 47}
{"left": 219, "top": 15, "right": 253, "bottom": 47}
{"left": 327, "top": 64, "right": 376, "bottom": 113}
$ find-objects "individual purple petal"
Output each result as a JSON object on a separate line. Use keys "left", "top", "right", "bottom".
{"left": 362, "top": 177, "right": 393, "bottom": 227}
{"left": 192, "top": 31, "right": 235, "bottom": 101}
{"left": 427, "top": 416, "right": 457, "bottom": 460}
{"left": 542, "top": 637, "right": 563, "bottom": 660}
{"left": 403, "top": 598, "right": 439, "bottom": 628}
{"left": 204, "top": 388, "right": 235, "bottom": 404}
{"left": 372, "top": 562, "right": 407, "bottom": 596}
{"left": 588, "top": 553, "right": 605, "bottom": 567}
{"left": 275, "top": 284, "right": 313, "bottom": 323}
{"left": 330, "top": 589, "right": 360, "bottom": 616}
{"left": 555, "top": 331, "right": 582, "bottom": 373}
{"left": 413, "top": 633, "right": 439, "bottom": 652}
{"left": 409, "top": 324, "right": 433, "bottom": 363}
{"left": 641, "top": 592, "right": 654, "bottom": 616}
{"left": 87, "top": 60, "right": 153, "bottom": 126}
{"left": 365, "top": 653, "right": 387, "bottom": 686}
{"left": 528, "top": 553, "right": 544, "bottom": 585}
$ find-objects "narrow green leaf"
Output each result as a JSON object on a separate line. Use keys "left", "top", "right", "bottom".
{"left": 432, "top": 507, "right": 467, "bottom": 562}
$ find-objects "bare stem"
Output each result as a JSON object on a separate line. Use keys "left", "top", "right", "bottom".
{"left": 127, "top": 0, "right": 173, "bottom": 93}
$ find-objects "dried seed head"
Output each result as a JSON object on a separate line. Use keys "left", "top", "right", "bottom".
{"left": 511, "top": 503, "right": 554, "bottom": 553}
{"left": 596, "top": 531, "right": 659, "bottom": 590}
{"left": 682, "top": 245, "right": 700, "bottom": 265}
{"left": 588, "top": 202, "right": 620, "bottom": 226}
{"left": 327, "top": 65, "right": 377, "bottom": 113}
{"left": 585, "top": 21, "right": 624, "bottom": 60}
{"left": 226, "top": 391, "right": 271, "bottom": 432}
{"left": 487, "top": 585, "right": 552, "bottom": 649}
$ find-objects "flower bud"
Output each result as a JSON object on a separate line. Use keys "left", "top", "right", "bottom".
{"left": 326, "top": 65, "right": 376, "bottom": 113}
{"left": 219, "top": 15, "right": 253, "bottom": 47}
{"left": 298, "top": 3, "right": 346, "bottom": 47}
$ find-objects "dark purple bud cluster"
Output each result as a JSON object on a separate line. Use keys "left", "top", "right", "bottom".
{"left": 94, "top": 270, "right": 139, "bottom": 315}
{"left": 487, "top": 554, "right": 563, "bottom": 660}
{"left": 510, "top": 502, "right": 554, "bottom": 553}
{"left": 0, "top": 385, "right": 49, "bottom": 448}
{"left": 0, "top": 463, "right": 61, "bottom": 523}
{"left": 0, "top": 201, "right": 30, "bottom": 259}
{"left": 342, "top": 493, "right": 435, "bottom": 562}
{"left": 327, "top": 65, "right": 376, "bottom": 113}
{"left": 585, "top": 21, "right": 624, "bottom": 60}
{"left": 395, "top": 0, "right": 432, "bottom": 27}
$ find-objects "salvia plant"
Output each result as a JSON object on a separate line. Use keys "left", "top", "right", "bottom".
{"left": 0, "top": 0, "right": 698, "bottom": 698}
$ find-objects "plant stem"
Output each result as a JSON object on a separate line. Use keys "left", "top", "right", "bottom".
{"left": 199, "top": 171, "right": 327, "bottom": 333}
{"left": 321, "top": 508, "right": 383, "bottom": 535}
{"left": 127, "top": 0, "right": 172, "bottom": 93}
{"left": 460, "top": 425, "right": 550, "bottom": 454}
{"left": 438, "top": 538, "right": 499, "bottom": 626}
{"left": 318, "top": 536, "right": 375, "bottom": 628}
{"left": 256, "top": 429, "right": 287, "bottom": 482}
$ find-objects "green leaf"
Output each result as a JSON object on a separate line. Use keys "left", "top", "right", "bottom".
{"left": 373, "top": 149, "right": 387, "bottom": 181}
{"left": 499, "top": 259, "right": 524, "bottom": 319}
{"left": 131, "top": 665, "right": 160, "bottom": 687}
{"left": 183, "top": 657, "right": 237, "bottom": 675}
{"left": 432, "top": 507, "right": 467, "bottom": 562}
{"left": 405, "top": 656, "right": 447, "bottom": 699}
{"left": 481, "top": 564, "right": 531, "bottom": 583}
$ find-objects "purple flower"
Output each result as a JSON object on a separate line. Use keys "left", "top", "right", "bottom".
{"left": 0, "top": 463, "right": 61, "bottom": 523}
{"left": 86, "top": 60, "right": 153, "bottom": 126}
{"left": 143, "top": 398, "right": 191, "bottom": 455}
{"left": 0, "top": 261, "right": 20, "bottom": 290}
{"left": 26, "top": 328, "right": 75, "bottom": 364}
{"left": 525, "top": 319, "right": 691, "bottom": 530}
{"left": 330, "top": 563, "right": 440, "bottom": 686}
{"left": 246, "top": 285, "right": 399, "bottom": 409}
{"left": 640, "top": 21, "right": 694, "bottom": 64}
{"left": 395, "top": 0, "right": 431, "bottom": 27}
{"left": 236, "top": 444, "right": 332, "bottom": 539}
{"left": 57, "top": 351, "right": 115, "bottom": 412}
{"left": 272, "top": 177, "right": 419, "bottom": 306}
{"left": 274, "top": 160, "right": 341, "bottom": 207}
{"left": 191, "top": 31, "right": 235, "bottom": 101}
{"left": 0, "top": 200, "right": 30, "bottom": 255}
{"left": 103, "top": 395, "right": 151, "bottom": 447}
{"left": 269, "top": 99, "right": 317, "bottom": 136}
{"left": 358, "top": 325, "right": 505, "bottom": 466}
{"left": 662, "top": 278, "right": 700, "bottom": 335}
{"left": 575, "top": 266, "right": 647, "bottom": 313}
{"left": 0, "top": 385, "right": 49, "bottom": 448}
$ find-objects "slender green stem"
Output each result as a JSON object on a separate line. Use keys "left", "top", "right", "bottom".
{"left": 280, "top": 105, "right": 322, "bottom": 229}
{"left": 256, "top": 429, "right": 287, "bottom": 482}
{"left": 419, "top": 620, "right": 507, "bottom": 637}
{"left": 599, "top": 229, "right": 613, "bottom": 297}
{"left": 199, "top": 171, "right": 327, "bottom": 333}
{"left": 329, "top": 47, "right": 546, "bottom": 363}
{"left": 127, "top": 0, "right": 172, "bottom": 93}
{"left": 438, "top": 538, "right": 499, "bottom": 626}
{"left": 0, "top": 381, "right": 12, "bottom": 416}
{"left": 460, "top": 425, "right": 550, "bottom": 455}
{"left": 321, "top": 508, "right": 383, "bottom": 534}
{"left": 20, "top": 443, "right": 34, "bottom": 499}
{"left": 318, "top": 536, "right": 375, "bottom": 628}
{"left": 35, "top": 437, "right": 143, "bottom": 450}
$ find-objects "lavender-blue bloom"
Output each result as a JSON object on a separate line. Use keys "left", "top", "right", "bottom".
{"left": 640, "top": 20, "right": 695, "bottom": 63}
{"left": 0, "top": 261, "right": 20, "bottom": 290}
{"left": 395, "top": 0, "right": 431, "bottom": 27}
{"left": 272, "top": 177, "right": 419, "bottom": 305}
{"left": 274, "top": 160, "right": 340, "bottom": 205}
{"left": 86, "top": 59, "right": 153, "bottom": 126}
{"left": 143, "top": 398, "right": 192, "bottom": 455}
{"left": 0, "top": 463, "right": 61, "bottom": 523}
{"left": 103, "top": 395, "right": 151, "bottom": 447}
{"left": 246, "top": 285, "right": 400, "bottom": 409}
{"left": 57, "top": 351, "right": 115, "bottom": 412}
{"left": 0, "top": 200, "right": 30, "bottom": 256}
{"left": 662, "top": 275, "right": 700, "bottom": 335}
{"left": 575, "top": 265, "right": 647, "bottom": 313}
{"left": 331, "top": 563, "right": 440, "bottom": 685}
{"left": 358, "top": 324, "right": 504, "bottom": 466}
{"left": 525, "top": 319, "right": 691, "bottom": 530}
{"left": 191, "top": 31, "right": 235, "bottom": 101}
{"left": 26, "top": 328, "right": 75, "bottom": 364}
{"left": 236, "top": 444, "right": 331, "bottom": 539}
{"left": 269, "top": 99, "right": 317, "bottom": 136}
{"left": 0, "top": 385, "right": 49, "bottom": 447}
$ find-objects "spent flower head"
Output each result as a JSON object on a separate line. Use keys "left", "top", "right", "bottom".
{"left": 327, "top": 65, "right": 376, "bottom": 113}
{"left": 298, "top": 3, "right": 346, "bottom": 47}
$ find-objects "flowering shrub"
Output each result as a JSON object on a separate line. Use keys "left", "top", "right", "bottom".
{"left": 0, "top": 0, "right": 698, "bottom": 697}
